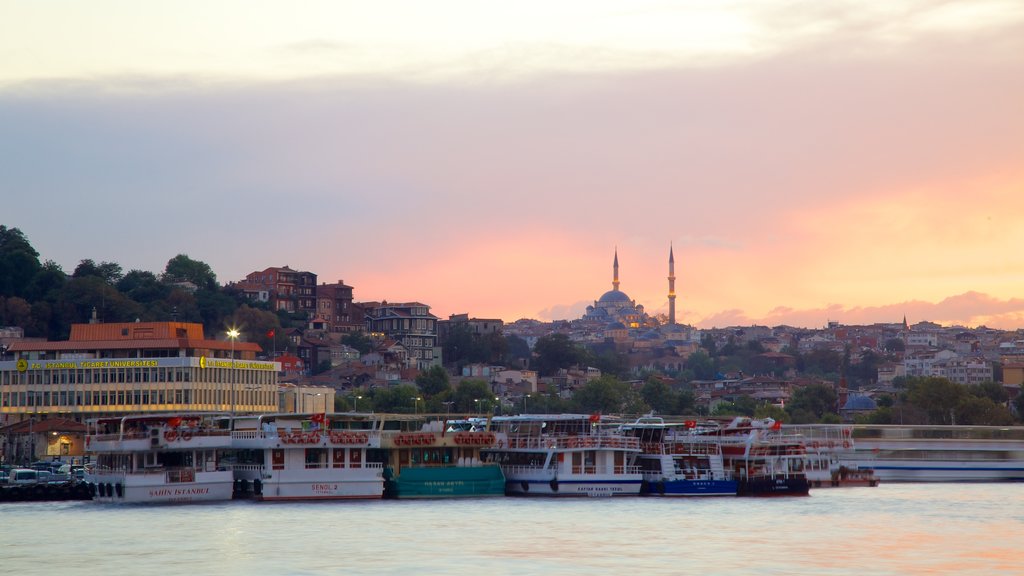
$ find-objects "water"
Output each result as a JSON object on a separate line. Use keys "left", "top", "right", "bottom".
{"left": 3, "top": 484, "right": 1022, "bottom": 575}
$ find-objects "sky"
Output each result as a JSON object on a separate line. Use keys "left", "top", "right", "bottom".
{"left": 2, "top": 1, "right": 1024, "bottom": 329}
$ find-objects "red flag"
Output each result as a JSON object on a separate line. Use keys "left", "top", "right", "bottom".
{"left": 771, "top": 420, "right": 782, "bottom": 431}
{"left": 685, "top": 420, "right": 697, "bottom": 429}
{"left": 267, "top": 329, "right": 275, "bottom": 338}
{"left": 589, "top": 413, "right": 601, "bottom": 423}
{"left": 310, "top": 413, "right": 325, "bottom": 424}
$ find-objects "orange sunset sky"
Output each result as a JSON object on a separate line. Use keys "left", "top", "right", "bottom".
{"left": 2, "top": 1, "right": 1023, "bottom": 329}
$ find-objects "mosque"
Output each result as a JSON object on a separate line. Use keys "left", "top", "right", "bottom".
{"left": 583, "top": 246, "right": 679, "bottom": 330}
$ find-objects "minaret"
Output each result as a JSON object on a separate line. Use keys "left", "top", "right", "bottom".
{"left": 668, "top": 244, "right": 676, "bottom": 325}
{"left": 612, "top": 247, "right": 620, "bottom": 292}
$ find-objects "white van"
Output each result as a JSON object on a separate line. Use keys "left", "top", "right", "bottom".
{"left": 9, "top": 468, "right": 39, "bottom": 485}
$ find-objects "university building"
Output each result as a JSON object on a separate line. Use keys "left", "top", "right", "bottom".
{"left": 0, "top": 321, "right": 280, "bottom": 427}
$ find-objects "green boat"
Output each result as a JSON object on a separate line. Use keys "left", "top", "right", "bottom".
{"left": 369, "top": 415, "right": 506, "bottom": 498}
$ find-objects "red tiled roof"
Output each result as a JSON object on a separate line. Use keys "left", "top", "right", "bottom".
{"left": 1, "top": 417, "right": 86, "bottom": 434}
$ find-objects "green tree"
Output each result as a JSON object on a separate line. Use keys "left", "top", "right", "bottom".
{"left": 786, "top": 383, "right": 839, "bottom": 421}
{"left": 533, "top": 333, "right": 584, "bottom": 376}
{"left": 452, "top": 379, "right": 492, "bottom": 412}
{"left": 903, "top": 377, "right": 968, "bottom": 425}
{"left": 954, "top": 396, "right": 1015, "bottom": 426}
{"left": 505, "top": 334, "right": 531, "bottom": 366}
{"left": 369, "top": 384, "right": 420, "bottom": 413}
{"left": 640, "top": 377, "right": 676, "bottom": 414}
{"left": 755, "top": 404, "right": 788, "bottom": 422}
{"left": 684, "top": 350, "right": 715, "bottom": 380}
{"left": 572, "top": 375, "right": 630, "bottom": 414}
{"left": 416, "top": 365, "right": 452, "bottom": 398}
{"left": 0, "top": 225, "right": 41, "bottom": 298}
{"left": 163, "top": 254, "right": 218, "bottom": 290}
{"left": 970, "top": 381, "right": 1008, "bottom": 404}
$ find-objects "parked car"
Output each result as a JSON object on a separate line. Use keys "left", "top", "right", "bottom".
{"left": 9, "top": 468, "right": 39, "bottom": 484}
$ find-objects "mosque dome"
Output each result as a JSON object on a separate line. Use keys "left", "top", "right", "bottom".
{"left": 598, "top": 289, "right": 632, "bottom": 304}
{"left": 842, "top": 395, "right": 878, "bottom": 411}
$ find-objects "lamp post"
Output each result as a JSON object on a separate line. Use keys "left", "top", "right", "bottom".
{"left": 354, "top": 395, "right": 362, "bottom": 412}
{"left": 523, "top": 394, "right": 531, "bottom": 414}
{"left": 227, "top": 328, "right": 240, "bottom": 415}
{"left": 411, "top": 396, "right": 421, "bottom": 414}
{"left": 494, "top": 396, "right": 501, "bottom": 416}
{"left": 474, "top": 398, "right": 481, "bottom": 414}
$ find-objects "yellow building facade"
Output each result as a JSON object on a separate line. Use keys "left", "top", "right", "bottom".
{"left": 0, "top": 321, "right": 280, "bottom": 424}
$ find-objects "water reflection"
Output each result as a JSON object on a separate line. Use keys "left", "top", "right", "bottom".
{"left": 2, "top": 484, "right": 1021, "bottom": 575}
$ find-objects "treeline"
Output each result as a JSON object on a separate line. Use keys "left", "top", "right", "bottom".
{"left": 0, "top": 225, "right": 285, "bottom": 351}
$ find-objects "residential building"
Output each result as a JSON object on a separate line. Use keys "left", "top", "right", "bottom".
{"left": 361, "top": 301, "right": 439, "bottom": 370}
{"left": 233, "top": 266, "right": 318, "bottom": 316}
{"left": 314, "top": 280, "right": 364, "bottom": 333}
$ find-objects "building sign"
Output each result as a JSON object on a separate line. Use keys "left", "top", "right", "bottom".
{"left": 8, "top": 358, "right": 277, "bottom": 372}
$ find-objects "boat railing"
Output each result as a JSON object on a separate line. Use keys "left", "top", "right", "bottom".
{"left": 500, "top": 464, "right": 554, "bottom": 476}
{"left": 502, "top": 435, "right": 640, "bottom": 451}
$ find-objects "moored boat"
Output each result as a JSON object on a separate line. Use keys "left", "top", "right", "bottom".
{"left": 84, "top": 413, "right": 235, "bottom": 504}
{"left": 369, "top": 414, "right": 506, "bottom": 498}
{"left": 621, "top": 416, "right": 737, "bottom": 496}
{"left": 708, "top": 417, "right": 810, "bottom": 496}
{"left": 484, "top": 414, "right": 643, "bottom": 497}
{"left": 783, "top": 424, "right": 879, "bottom": 488}
{"left": 228, "top": 412, "right": 384, "bottom": 501}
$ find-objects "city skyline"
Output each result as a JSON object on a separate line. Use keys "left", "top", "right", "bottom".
{"left": 3, "top": 1, "right": 1023, "bottom": 329}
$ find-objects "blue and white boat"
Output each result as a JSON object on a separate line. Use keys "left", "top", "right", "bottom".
{"left": 622, "top": 417, "right": 737, "bottom": 496}
{"left": 484, "top": 414, "right": 643, "bottom": 497}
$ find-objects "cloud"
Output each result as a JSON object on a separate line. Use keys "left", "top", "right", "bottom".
{"left": 697, "top": 292, "right": 1024, "bottom": 330}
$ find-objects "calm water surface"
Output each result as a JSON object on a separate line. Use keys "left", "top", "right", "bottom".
{"left": 2, "top": 484, "right": 1022, "bottom": 575}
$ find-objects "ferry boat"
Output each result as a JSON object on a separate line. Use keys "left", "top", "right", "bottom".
{"left": 368, "top": 414, "right": 506, "bottom": 498}
{"left": 840, "top": 424, "right": 1024, "bottom": 482}
{"left": 84, "top": 414, "right": 235, "bottom": 503}
{"left": 621, "top": 417, "right": 737, "bottom": 496}
{"left": 707, "top": 417, "right": 810, "bottom": 496}
{"left": 484, "top": 414, "right": 643, "bottom": 497}
{"left": 783, "top": 424, "right": 878, "bottom": 488}
{"left": 228, "top": 412, "right": 384, "bottom": 501}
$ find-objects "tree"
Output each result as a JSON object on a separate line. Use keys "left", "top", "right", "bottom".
{"left": 117, "top": 270, "right": 170, "bottom": 304}
{"left": 684, "top": 350, "right": 715, "bottom": 381}
{"left": 640, "top": 377, "right": 676, "bottom": 414}
{"left": 505, "top": 334, "right": 531, "bottom": 366}
{"left": 369, "top": 384, "right": 421, "bottom": 413}
{"left": 452, "top": 379, "right": 492, "bottom": 412}
{"left": 1014, "top": 392, "right": 1024, "bottom": 422}
{"left": 416, "top": 365, "right": 451, "bottom": 398}
{"left": 903, "top": 377, "right": 968, "bottom": 425}
{"left": 231, "top": 305, "right": 282, "bottom": 355}
{"left": 163, "top": 254, "right": 217, "bottom": 290}
{"left": 970, "top": 381, "right": 1008, "bottom": 404}
{"left": 572, "top": 375, "right": 630, "bottom": 414}
{"left": 0, "top": 225, "right": 41, "bottom": 298}
{"left": 532, "top": 334, "right": 584, "bottom": 376}
{"left": 73, "top": 259, "right": 123, "bottom": 285}
{"left": 342, "top": 331, "right": 374, "bottom": 354}
{"left": 884, "top": 338, "right": 906, "bottom": 352}
{"left": 786, "top": 384, "right": 839, "bottom": 421}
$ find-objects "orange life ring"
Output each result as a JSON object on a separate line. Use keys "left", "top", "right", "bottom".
{"left": 454, "top": 434, "right": 464, "bottom": 445}
{"left": 842, "top": 440, "right": 851, "bottom": 449}
{"left": 180, "top": 430, "right": 193, "bottom": 442}
{"left": 164, "top": 430, "right": 178, "bottom": 442}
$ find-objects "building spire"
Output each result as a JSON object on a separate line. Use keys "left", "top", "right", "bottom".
{"left": 668, "top": 243, "right": 676, "bottom": 325}
{"left": 612, "top": 247, "right": 620, "bottom": 292}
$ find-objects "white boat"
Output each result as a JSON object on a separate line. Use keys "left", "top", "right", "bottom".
{"left": 229, "top": 412, "right": 384, "bottom": 501}
{"left": 621, "top": 417, "right": 737, "bottom": 496}
{"left": 783, "top": 424, "right": 879, "bottom": 488}
{"left": 84, "top": 414, "right": 235, "bottom": 504}
{"left": 839, "top": 424, "right": 1024, "bottom": 482}
{"left": 707, "top": 417, "right": 810, "bottom": 496}
{"left": 484, "top": 414, "right": 643, "bottom": 497}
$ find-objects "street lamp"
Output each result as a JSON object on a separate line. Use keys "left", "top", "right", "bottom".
{"left": 474, "top": 398, "right": 481, "bottom": 414}
{"left": 411, "top": 396, "right": 421, "bottom": 414}
{"left": 354, "top": 395, "right": 363, "bottom": 412}
{"left": 523, "top": 394, "right": 531, "bottom": 414}
{"left": 227, "top": 328, "right": 240, "bottom": 415}
{"left": 494, "top": 396, "right": 501, "bottom": 416}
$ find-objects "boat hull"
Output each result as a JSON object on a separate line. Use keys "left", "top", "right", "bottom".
{"left": 505, "top": 477, "right": 642, "bottom": 497}
{"left": 737, "top": 476, "right": 810, "bottom": 496}
{"left": 641, "top": 479, "right": 737, "bottom": 496}
{"left": 384, "top": 465, "right": 506, "bottom": 498}
{"left": 86, "top": 471, "right": 234, "bottom": 504}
